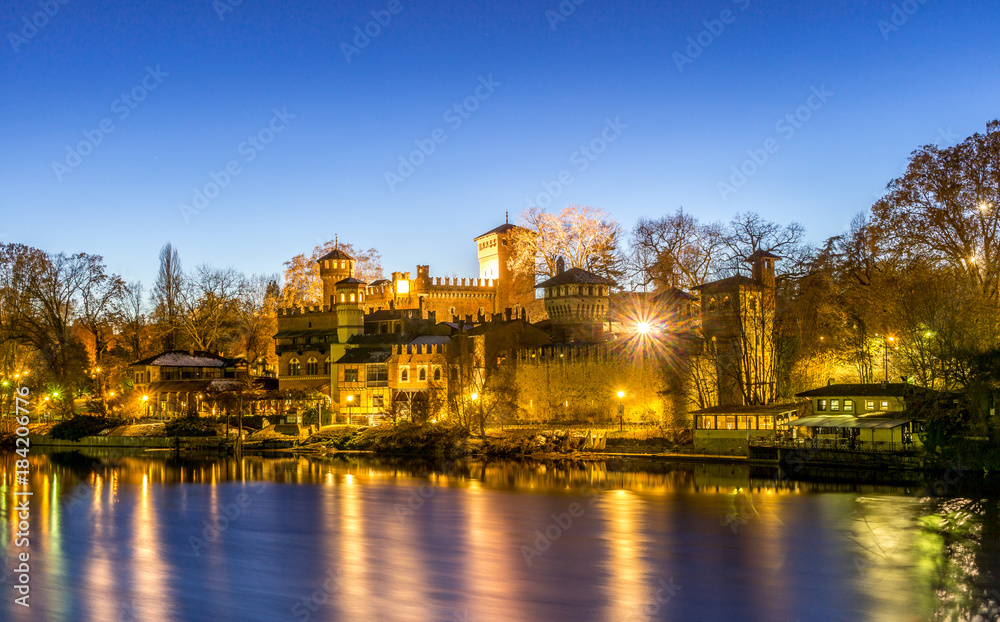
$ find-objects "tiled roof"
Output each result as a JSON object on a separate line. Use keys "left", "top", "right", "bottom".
{"left": 474, "top": 223, "right": 517, "bottom": 241}
{"left": 694, "top": 275, "right": 760, "bottom": 291}
{"left": 747, "top": 250, "right": 782, "bottom": 261}
{"left": 336, "top": 348, "right": 393, "bottom": 364}
{"left": 796, "top": 383, "right": 940, "bottom": 398}
{"left": 536, "top": 267, "right": 614, "bottom": 288}
{"left": 335, "top": 277, "right": 367, "bottom": 286}
{"left": 317, "top": 248, "right": 354, "bottom": 262}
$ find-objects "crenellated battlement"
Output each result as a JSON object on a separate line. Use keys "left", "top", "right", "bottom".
{"left": 277, "top": 305, "right": 335, "bottom": 316}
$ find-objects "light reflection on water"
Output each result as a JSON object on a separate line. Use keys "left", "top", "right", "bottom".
{"left": 0, "top": 450, "right": 997, "bottom": 622}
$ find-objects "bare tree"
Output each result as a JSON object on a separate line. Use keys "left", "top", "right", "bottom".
{"left": 629, "top": 208, "right": 725, "bottom": 291}
{"left": 178, "top": 265, "right": 242, "bottom": 353}
{"left": 508, "top": 205, "right": 623, "bottom": 284}
{"left": 151, "top": 243, "right": 184, "bottom": 351}
{"left": 235, "top": 273, "right": 280, "bottom": 371}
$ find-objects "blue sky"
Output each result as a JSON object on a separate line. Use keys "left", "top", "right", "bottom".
{"left": 1, "top": 0, "right": 998, "bottom": 288}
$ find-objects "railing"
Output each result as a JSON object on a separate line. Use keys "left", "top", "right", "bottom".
{"left": 749, "top": 437, "right": 913, "bottom": 454}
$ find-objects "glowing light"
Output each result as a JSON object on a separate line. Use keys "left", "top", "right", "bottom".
{"left": 617, "top": 391, "right": 625, "bottom": 399}
{"left": 636, "top": 322, "right": 652, "bottom": 335}
{"left": 141, "top": 395, "right": 149, "bottom": 402}
{"left": 470, "top": 393, "right": 478, "bottom": 401}
{"left": 109, "top": 392, "right": 115, "bottom": 397}
{"left": 346, "top": 395, "right": 354, "bottom": 402}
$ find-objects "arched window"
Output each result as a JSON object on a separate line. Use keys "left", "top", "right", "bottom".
{"left": 419, "top": 368, "right": 427, "bottom": 381}
{"left": 324, "top": 357, "right": 332, "bottom": 375}
{"left": 288, "top": 359, "right": 301, "bottom": 376}
{"left": 307, "top": 358, "right": 318, "bottom": 376}
{"left": 350, "top": 293, "right": 356, "bottom": 302}
{"left": 400, "top": 368, "right": 409, "bottom": 383}
{"left": 721, "top": 296, "right": 732, "bottom": 309}
{"left": 708, "top": 298, "right": 717, "bottom": 312}
{"left": 434, "top": 368, "right": 442, "bottom": 381}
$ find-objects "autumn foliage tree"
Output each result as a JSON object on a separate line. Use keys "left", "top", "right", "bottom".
{"left": 508, "top": 205, "right": 623, "bottom": 285}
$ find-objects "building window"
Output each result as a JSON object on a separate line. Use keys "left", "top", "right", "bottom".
{"left": 288, "top": 359, "right": 301, "bottom": 376}
{"left": 418, "top": 367, "right": 427, "bottom": 381}
{"left": 344, "top": 368, "right": 359, "bottom": 383}
{"left": 324, "top": 357, "right": 332, "bottom": 375}
{"left": 433, "top": 367, "right": 442, "bottom": 381}
{"left": 880, "top": 400, "right": 889, "bottom": 410}
{"left": 759, "top": 416, "right": 774, "bottom": 430}
{"left": 372, "top": 395, "right": 384, "bottom": 408}
{"left": 708, "top": 298, "right": 717, "bottom": 312}
{"left": 367, "top": 364, "right": 389, "bottom": 387}
{"left": 721, "top": 415, "right": 737, "bottom": 430}
{"left": 736, "top": 416, "right": 757, "bottom": 430}
{"left": 830, "top": 399, "right": 840, "bottom": 412}
{"left": 844, "top": 400, "right": 854, "bottom": 412}
{"left": 307, "top": 358, "right": 318, "bottom": 376}
{"left": 866, "top": 400, "right": 875, "bottom": 411}
{"left": 400, "top": 368, "right": 409, "bottom": 383}
{"left": 817, "top": 399, "right": 827, "bottom": 412}
{"left": 350, "top": 293, "right": 356, "bottom": 302}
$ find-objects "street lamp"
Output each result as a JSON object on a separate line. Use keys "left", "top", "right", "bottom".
{"left": 617, "top": 390, "right": 625, "bottom": 430}
{"left": 347, "top": 394, "right": 354, "bottom": 425}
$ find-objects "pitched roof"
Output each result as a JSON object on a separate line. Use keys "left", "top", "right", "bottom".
{"left": 694, "top": 275, "right": 761, "bottom": 291}
{"left": 691, "top": 403, "right": 801, "bottom": 415}
{"left": 133, "top": 351, "right": 231, "bottom": 368}
{"left": 795, "top": 383, "right": 940, "bottom": 398}
{"left": 747, "top": 250, "right": 782, "bottom": 261}
{"left": 336, "top": 348, "right": 393, "bottom": 364}
{"left": 474, "top": 223, "right": 517, "bottom": 241}
{"left": 335, "top": 277, "right": 367, "bottom": 286}
{"left": 536, "top": 267, "right": 615, "bottom": 288}
{"left": 317, "top": 248, "right": 354, "bottom": 262}
{"left": 654, "top": 286, "right": 698, "bottom": 302}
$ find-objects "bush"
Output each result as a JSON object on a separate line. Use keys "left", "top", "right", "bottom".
{"left": 49, "top": 415, "right": 128, "bottom": 442}
{"left": 164, "top": 416, "right": 221, "bottom": 438}
{"left": 344, "top": 422, "right": 468, "bottom": 455}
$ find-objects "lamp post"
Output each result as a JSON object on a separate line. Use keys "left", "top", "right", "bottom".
{"left": 346, "top": 394, "right": 354, "bottom": 426}
{"left": 884, "top": 336, "right": 894, "bottom": 383}
{"left": 142, "top": 394, "right": 149, "bottom": 419}
{"left": 617, "top": 390, "right": 625, "bottom": 431}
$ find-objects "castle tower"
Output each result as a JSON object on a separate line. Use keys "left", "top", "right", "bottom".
{"left": 747, "top": 250, "right": 780, "bottom": 292}
{"left": 335, "top": 277, "right": 367, "bottom": 343}
{"left": 474, "top": 216, "right": 535, "bottom": 313}
{"left": 318, "top": 244, "right": 355, "bottom": 309}
{"left": 695, "top": 250, "right": 780, "bottom": 406}
{"left": 537, "top": 263, "right": 614, "bottom": 343}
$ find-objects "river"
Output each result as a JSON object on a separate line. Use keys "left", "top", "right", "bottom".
{"left": 0, "top": 449, "right": 998, "bottom": 621}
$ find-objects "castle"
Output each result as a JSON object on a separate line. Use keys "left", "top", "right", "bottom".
{"left": 273, "top": 218, "right": 780, "bottom": 429}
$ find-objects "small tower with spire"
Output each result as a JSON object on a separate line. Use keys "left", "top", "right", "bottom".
{"left": 318, "top": 238, "right": 355, "bottom": 309}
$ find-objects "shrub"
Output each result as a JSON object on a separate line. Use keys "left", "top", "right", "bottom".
{"left": 344, "top": 422, "right": 468, "bottom": 455}
{"left": 49, "top": 415, "right": 128, "bottom": 442}
{"left": 164, "top": 416, "right": 221, "bottom": 438}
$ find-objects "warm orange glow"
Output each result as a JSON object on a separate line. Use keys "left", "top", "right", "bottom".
{"left": 617, "top": 390, "right": 625, "bottom": 399}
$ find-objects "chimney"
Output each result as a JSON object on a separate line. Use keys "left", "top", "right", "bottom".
{"left": 505, "top": 307, "right": 513, "bottom": 321}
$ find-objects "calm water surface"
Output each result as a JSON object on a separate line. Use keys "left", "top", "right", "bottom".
{"left": 0, "top": 450, "right": 998, "bottom": 622}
